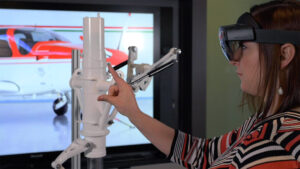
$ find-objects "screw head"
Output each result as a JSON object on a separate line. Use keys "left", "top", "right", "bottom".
{"left": 56, "top": 164, "right": 61, "bottom": 169}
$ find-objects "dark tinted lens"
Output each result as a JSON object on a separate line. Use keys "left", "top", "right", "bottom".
{"left": 228, "top": 41, "right": 242, "bottom": 61}
{"left": 220, "top": 39, "right": 230, "bottom": 60}
{"left": 219, "top": 30, "right": 231, "bottom": 61}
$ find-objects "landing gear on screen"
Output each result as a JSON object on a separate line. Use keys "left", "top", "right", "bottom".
{"left": 53, "top": 95, "right": 68, "bottom": 116}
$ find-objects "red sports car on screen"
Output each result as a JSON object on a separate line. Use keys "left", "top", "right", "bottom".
{"left": 0, "top": 28, "right": 128, "bottom": 65}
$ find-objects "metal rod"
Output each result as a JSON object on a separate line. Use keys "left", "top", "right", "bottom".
{"left": 87, "top": 158, "right": 103, "bottom": 169}
{"left": 71, "top": 49, "right": 81, "bottom": 169}
{"left": 130, "top": 60, "right": 175, "bottom": 85}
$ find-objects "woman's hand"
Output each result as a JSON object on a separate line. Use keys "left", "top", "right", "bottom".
{"left": 98, "top": 64, "right": 175, "bottom": 156}
{"left": 97, "top": 64, "right": 141, "bottom": 119}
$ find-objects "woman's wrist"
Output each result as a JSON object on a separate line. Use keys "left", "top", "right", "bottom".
{"left": 128, "top": 109, "right": 143, "bottom": 124}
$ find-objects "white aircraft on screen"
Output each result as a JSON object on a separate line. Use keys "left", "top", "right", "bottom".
{"left": 0, "top": 27, "right": 127, "bottom": 116}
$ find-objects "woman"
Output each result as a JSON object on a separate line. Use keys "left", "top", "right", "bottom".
{"left": 98, "top": 0, "right": 300, "bottom": 168}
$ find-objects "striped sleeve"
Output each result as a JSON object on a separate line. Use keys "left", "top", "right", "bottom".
{"left": 168, "top": 128, "right": 240, "bottom": 169}
{"left": 274, "top": 115, "right": 300, "bottom": 162}
{"left": 167, "top": 115, "right": 257, "bottom": 169}
{"left": 168, "top": 115, "right": 256, "bottom": 169}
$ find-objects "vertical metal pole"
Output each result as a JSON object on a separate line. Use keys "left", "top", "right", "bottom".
{"left": 87, "top": 158, "right": 103, "bottom": 169}
{"left": 71, "top": 49, "right": 81, "bottom": 169}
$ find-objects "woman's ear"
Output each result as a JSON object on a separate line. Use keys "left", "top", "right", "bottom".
{"left": 280, "top": 43, "right": 296, "bottom": 69}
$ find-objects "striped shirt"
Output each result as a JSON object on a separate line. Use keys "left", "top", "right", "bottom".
{"left": 168, "top": 111, "right": 300, "bottom": 169}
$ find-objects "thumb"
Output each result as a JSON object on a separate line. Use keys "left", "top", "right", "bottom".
{"left": 97, "top": 95, "right": 117, "bottom": 105}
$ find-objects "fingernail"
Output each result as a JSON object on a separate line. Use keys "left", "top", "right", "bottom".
{"left": 98, "top": 96, "right": 103, "bottom": 100}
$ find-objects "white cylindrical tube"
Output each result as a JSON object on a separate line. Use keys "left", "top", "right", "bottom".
{"left": 81, "top": 14, "right": 109, "bottom": 158}
{"left": 83, "top": 16, "right": 106, "bottom": 79}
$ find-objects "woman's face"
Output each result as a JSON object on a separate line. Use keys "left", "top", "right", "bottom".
{"left": 229, "top": 42, "right": 262, "bottom": 96}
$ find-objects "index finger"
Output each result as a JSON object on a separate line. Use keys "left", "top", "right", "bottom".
{"left": 108, "top": 63, "right": 123, "bottom": 84}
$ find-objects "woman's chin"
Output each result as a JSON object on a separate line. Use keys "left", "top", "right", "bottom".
{"left": 240, "top": 84, "right": 255, "bottom": 95}
{"left": 240, "top": 83, "right": 245, "bottom": 92}
{"left": 241, "top": 89, "right": 258, "bottom": 96}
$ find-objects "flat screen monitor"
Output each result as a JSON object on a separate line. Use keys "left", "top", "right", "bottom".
{"left": 0, "top": 5, "right": 161, "bottom": 168}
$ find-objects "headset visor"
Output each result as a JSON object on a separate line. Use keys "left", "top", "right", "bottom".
{"left": 219, "top": 25, "right": 254, "bottom": 61}
{"left": 219, "top": 12, "right": 300, "bottom": 61}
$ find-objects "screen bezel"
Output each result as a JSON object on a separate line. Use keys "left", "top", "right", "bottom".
{"left": 0, "top": 1, "right": 164, "bottom": 168}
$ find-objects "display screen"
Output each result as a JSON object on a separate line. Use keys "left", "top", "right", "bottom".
{"left": 0, "top": 9, "right": 154, "bottom": 156}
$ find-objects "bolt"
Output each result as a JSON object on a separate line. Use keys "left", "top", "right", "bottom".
{"left": 176, "top": 49, "right": 182, "bottom": 55}
{"left": 108, "top": 120, "right": 114, "bottom": 125}
{"left": 56, "top": 164, "right": 61, "bottom": 169}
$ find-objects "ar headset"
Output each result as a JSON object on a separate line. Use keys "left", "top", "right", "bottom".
{"left": 219, "top": 12, "right": 300, "bottom": 61}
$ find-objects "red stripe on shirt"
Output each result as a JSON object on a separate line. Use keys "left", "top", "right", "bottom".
{"left": 181, "top": 134, "right": 188, "bottom": 160}
{"left": 202, "top": 140, "right": 209, "bottom": 169}
{"left": 286, "top": 134, "right": 300, "bottom": 151}
{"left": 249, "top": 160, "right": 300, "bottom": 169}
{"left": 220, "top": 133, "right": 229, "bottom": 153}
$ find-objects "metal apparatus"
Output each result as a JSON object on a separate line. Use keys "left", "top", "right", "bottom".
{"left": 51, "top": 13, "right": 181, "bottom": 169}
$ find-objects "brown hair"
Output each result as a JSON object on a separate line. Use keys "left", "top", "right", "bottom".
{"left": 242, "top": 0, "right": 300, "bottom": 118}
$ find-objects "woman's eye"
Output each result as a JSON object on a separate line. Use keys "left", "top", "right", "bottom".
{"left": 240, "top": 43, "right": 247, "bottom": 49}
